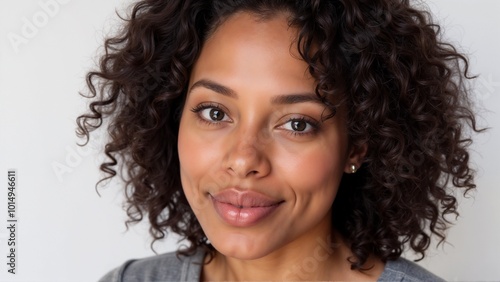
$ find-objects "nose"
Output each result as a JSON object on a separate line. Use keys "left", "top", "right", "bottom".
{"left": 223, "top": 132, "right": 272, "bottom": 179}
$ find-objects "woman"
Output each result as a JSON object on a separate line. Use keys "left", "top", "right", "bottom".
{"left": 78, "top": 0, "right": 481, "bottom": 281}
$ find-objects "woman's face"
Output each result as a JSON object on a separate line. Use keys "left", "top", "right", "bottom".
{"left": 178, "top": 12, "right": 359, "bottom": 260}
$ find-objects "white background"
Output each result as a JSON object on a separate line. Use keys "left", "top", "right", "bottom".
{"left": 0, "top": 0, "right": 499, "bottom": 281}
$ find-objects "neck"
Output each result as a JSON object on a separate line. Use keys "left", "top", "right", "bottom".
{"left": 202, "top": 230, "right": 384, "bottom": 281}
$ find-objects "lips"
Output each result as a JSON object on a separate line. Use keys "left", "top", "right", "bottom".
{"left": 210, "top": 189, "right": 283, "bottom": 227}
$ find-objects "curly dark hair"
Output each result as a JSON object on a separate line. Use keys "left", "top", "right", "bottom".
{"left": 77, "top": 0, "right": 482, "bottom": 270}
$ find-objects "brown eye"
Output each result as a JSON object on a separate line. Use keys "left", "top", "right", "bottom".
{"left": 209, "top": 108, "right": 225, "bottom": 121}
{"left": 279, "top": 117, "right": 319, "bottom": 136}
{"left": 291, "top": 120, "right": 307, "bottom": 131}
{"left": 193, "top": 105, "right": 231, "bottom": 123}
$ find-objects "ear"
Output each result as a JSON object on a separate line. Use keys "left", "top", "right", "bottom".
{"left": 344, "top": 143, "right": 368, "bottom": 173}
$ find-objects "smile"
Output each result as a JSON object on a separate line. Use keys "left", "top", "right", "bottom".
{"left": 209, "top": 189, "right": 284, "bottom": 227}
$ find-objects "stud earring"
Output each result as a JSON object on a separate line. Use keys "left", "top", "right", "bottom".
{"left": 350, "top": 164, "right": 357, "bottom": 174}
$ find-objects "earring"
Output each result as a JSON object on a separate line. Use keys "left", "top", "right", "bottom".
{"left": 350, "top": 164, "right": 357, "bottom": 174}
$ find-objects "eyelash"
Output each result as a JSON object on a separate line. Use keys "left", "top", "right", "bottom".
{"left": 190, "top": 103, "right": 320, "bottom": 136}
{"left": 281, "top": 117, "right": 320, "bottom": 137}
{"left": 190, "top": 102, "right": 229, "bottom": 126}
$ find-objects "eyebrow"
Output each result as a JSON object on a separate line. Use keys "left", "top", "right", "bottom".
{"left": 190, "top": 79, "right": 237, "bottom": 98}
{"left": 270, "top": 93, "right": 323, "bottom": 105}
{"left": 189, "top": 79, "right": 323, "bottom": 105}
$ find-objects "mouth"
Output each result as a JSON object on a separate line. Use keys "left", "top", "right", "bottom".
{"left": 209, "top": 188, "right": 284, "bottom": 227}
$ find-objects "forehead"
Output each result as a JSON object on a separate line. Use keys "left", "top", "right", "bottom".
{"left": 189, "top": 12, "right": 315, "bottom": 94}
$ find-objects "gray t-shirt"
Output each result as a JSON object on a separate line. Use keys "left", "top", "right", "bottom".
{"left": 99, "top": 250, "right": 444, "bottom": 282}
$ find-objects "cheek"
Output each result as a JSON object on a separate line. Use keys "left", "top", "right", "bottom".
{"left": 301, "top": 155, "right": 342, "bottom": 190}
{"left": 178, "top": 119, "right": 205, "bottom": 201}
{"left": 280, "top": 142, "right": 347, "bottom": 202}
{"left": 177, "top": 118, "right": 224, "bottom": 199}
{"left": 178, "top": 116, "right": 210, "bottom": 177}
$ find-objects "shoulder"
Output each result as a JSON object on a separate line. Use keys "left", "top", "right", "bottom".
{"left": 378, "top": 257, "right": 445, "bottom": 282}
{"left": 98, "top": 250, "right": 205, "bottom": 282}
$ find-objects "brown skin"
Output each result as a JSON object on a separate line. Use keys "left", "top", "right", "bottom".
{"left": 177, "top": 12, "right": 382, "bottom": 280}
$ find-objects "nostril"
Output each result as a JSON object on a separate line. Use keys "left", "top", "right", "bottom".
{"left": 224, "top": 143, "right": 271, "bottom": 178}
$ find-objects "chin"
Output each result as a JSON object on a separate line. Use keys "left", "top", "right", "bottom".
{"left": 210, "top": 232, "right": 279, "bottom": 260}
